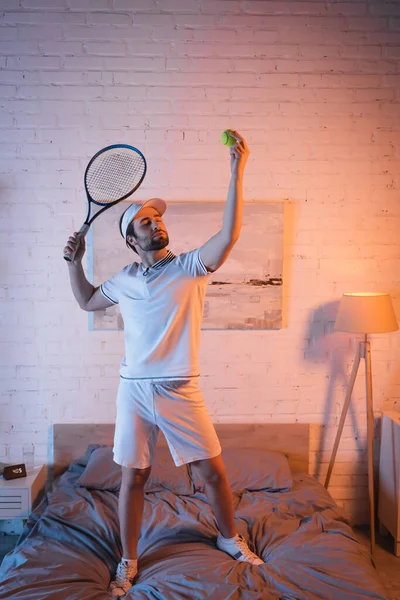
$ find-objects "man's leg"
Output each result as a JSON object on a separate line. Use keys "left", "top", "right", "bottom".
{"left": 109, "top": 465, "right": 151, "bottom": 596}
{"left": 119, "top": 465, "right": 151, "bottom": 558}
{"left": 190, "top": 454, "right": 236, "bottom": 538}
{"left": 190, "top": 455, "right": 264, "bottom": 565}
{"left": 153, "top": 379, "right": 262, "bottom": 563}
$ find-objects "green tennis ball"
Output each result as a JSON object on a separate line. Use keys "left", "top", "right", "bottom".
{"left": 221, "top": 129, "right": 236, "bottom": 146}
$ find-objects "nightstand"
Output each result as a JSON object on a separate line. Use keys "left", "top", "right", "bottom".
{"left": 378, "top": 411, "right": 400, "bottom": 556}
{"left": 0, "top": 464, "right": 47, "bottom": 521}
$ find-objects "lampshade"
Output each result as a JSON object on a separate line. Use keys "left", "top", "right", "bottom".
{"left": 334, "top": 293, "right": 399, "bottom": 334}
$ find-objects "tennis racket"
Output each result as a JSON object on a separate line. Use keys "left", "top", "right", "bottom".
{"left": 63, "top": 143, "right": 147, "bottom": 262}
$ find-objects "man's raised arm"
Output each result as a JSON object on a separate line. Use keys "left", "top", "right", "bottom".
{"left": 199, "top": 130, "right": 249, "bottom": 273}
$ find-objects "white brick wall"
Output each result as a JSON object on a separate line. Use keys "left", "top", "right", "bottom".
{"left": 1, "top": 0, "right": 399, "bottom": 525}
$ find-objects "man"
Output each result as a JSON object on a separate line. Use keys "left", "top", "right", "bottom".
{"left": 63, "top": 131, "right": 263, "bottom": 597}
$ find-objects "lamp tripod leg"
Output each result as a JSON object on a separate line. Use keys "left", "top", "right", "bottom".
{"left": 365, "top": 341, "right": 376, "bottom": 560}
{"left": 324, "top": 343, "right": 362, "bottom": 489}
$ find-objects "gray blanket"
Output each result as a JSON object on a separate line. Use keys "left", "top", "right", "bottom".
{"left": 0, "top": 464, "right": 387, "bottom": 600}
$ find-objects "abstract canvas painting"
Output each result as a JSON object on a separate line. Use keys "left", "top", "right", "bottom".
{"left": 88, "top": 201, "right": 283, "bottom": 331}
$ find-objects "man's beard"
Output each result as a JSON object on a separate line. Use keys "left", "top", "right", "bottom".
{"left": 135, "top": 232, "right": 169, "bottom": 252}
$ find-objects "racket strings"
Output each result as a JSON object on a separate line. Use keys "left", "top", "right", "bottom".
{"left": 86, "top": 148, "right": 146, "bottom": 204}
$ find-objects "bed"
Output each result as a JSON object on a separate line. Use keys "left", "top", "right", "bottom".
{"left": 0, "top": 423, "right": 387, "bottom": 600}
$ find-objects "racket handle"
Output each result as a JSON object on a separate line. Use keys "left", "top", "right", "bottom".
{"left": 63, "top": 223, "right": 89, "bottom": 262}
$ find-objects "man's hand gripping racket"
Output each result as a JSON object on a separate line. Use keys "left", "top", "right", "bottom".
{"left": 63, "top": 144, "right": 147, "bottom": 262}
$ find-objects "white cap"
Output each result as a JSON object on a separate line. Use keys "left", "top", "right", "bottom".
{"left": 120, "top": 198, "right": 167, "bottom": 238}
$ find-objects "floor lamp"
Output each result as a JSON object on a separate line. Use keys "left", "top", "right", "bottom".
{"left": 324, "top": 292, "right": 398, "bottom": 558}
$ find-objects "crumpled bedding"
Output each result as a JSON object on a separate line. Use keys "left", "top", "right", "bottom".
{"left": 0, "top": 462, "right": 387, "bottom": 600}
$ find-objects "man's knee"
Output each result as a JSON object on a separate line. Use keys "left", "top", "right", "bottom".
{"left": 121, "top": 465, "right": 151, "bottom": 488}
{"left": 191, "top": 455, "right": 226, "bottom": 485}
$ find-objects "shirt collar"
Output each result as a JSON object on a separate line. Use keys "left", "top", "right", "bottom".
{"left": 141, "top": 250, "right": 175, "bottom": 272}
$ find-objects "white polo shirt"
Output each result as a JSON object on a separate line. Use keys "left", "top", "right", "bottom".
{"left": 100, "top": 248, "right": 210, "bottom": 380}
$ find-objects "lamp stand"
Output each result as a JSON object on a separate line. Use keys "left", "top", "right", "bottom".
{"left": 324, "top": 334, "right": 376, "bottom": 559}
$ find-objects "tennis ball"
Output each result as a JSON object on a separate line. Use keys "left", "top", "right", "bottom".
{"left": 221, "top": 129, "right": 236, "bottom": 146}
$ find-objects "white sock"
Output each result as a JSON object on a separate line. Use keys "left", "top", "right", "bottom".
{"left": 219, "top": 532, "right": 239, "bottom": 541}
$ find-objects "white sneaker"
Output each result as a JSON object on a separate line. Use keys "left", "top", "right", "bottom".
{"left": 109, "top": 558, "right": 138, "bottom": 597}
{"left": 217, "top": 533, "right": 264, "bottom": 565}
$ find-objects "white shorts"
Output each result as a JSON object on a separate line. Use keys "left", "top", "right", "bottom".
{"left": 113, "top": 377, "right": 222, "bottom": 468}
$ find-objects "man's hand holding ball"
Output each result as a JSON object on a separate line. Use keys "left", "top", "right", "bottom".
{"left": 221, "top": 129, "right": 250, "bottom": 178}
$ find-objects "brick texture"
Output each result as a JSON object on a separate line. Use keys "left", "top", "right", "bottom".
{"left": 0, "top": 0, "right": 399, "bottom": 525}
